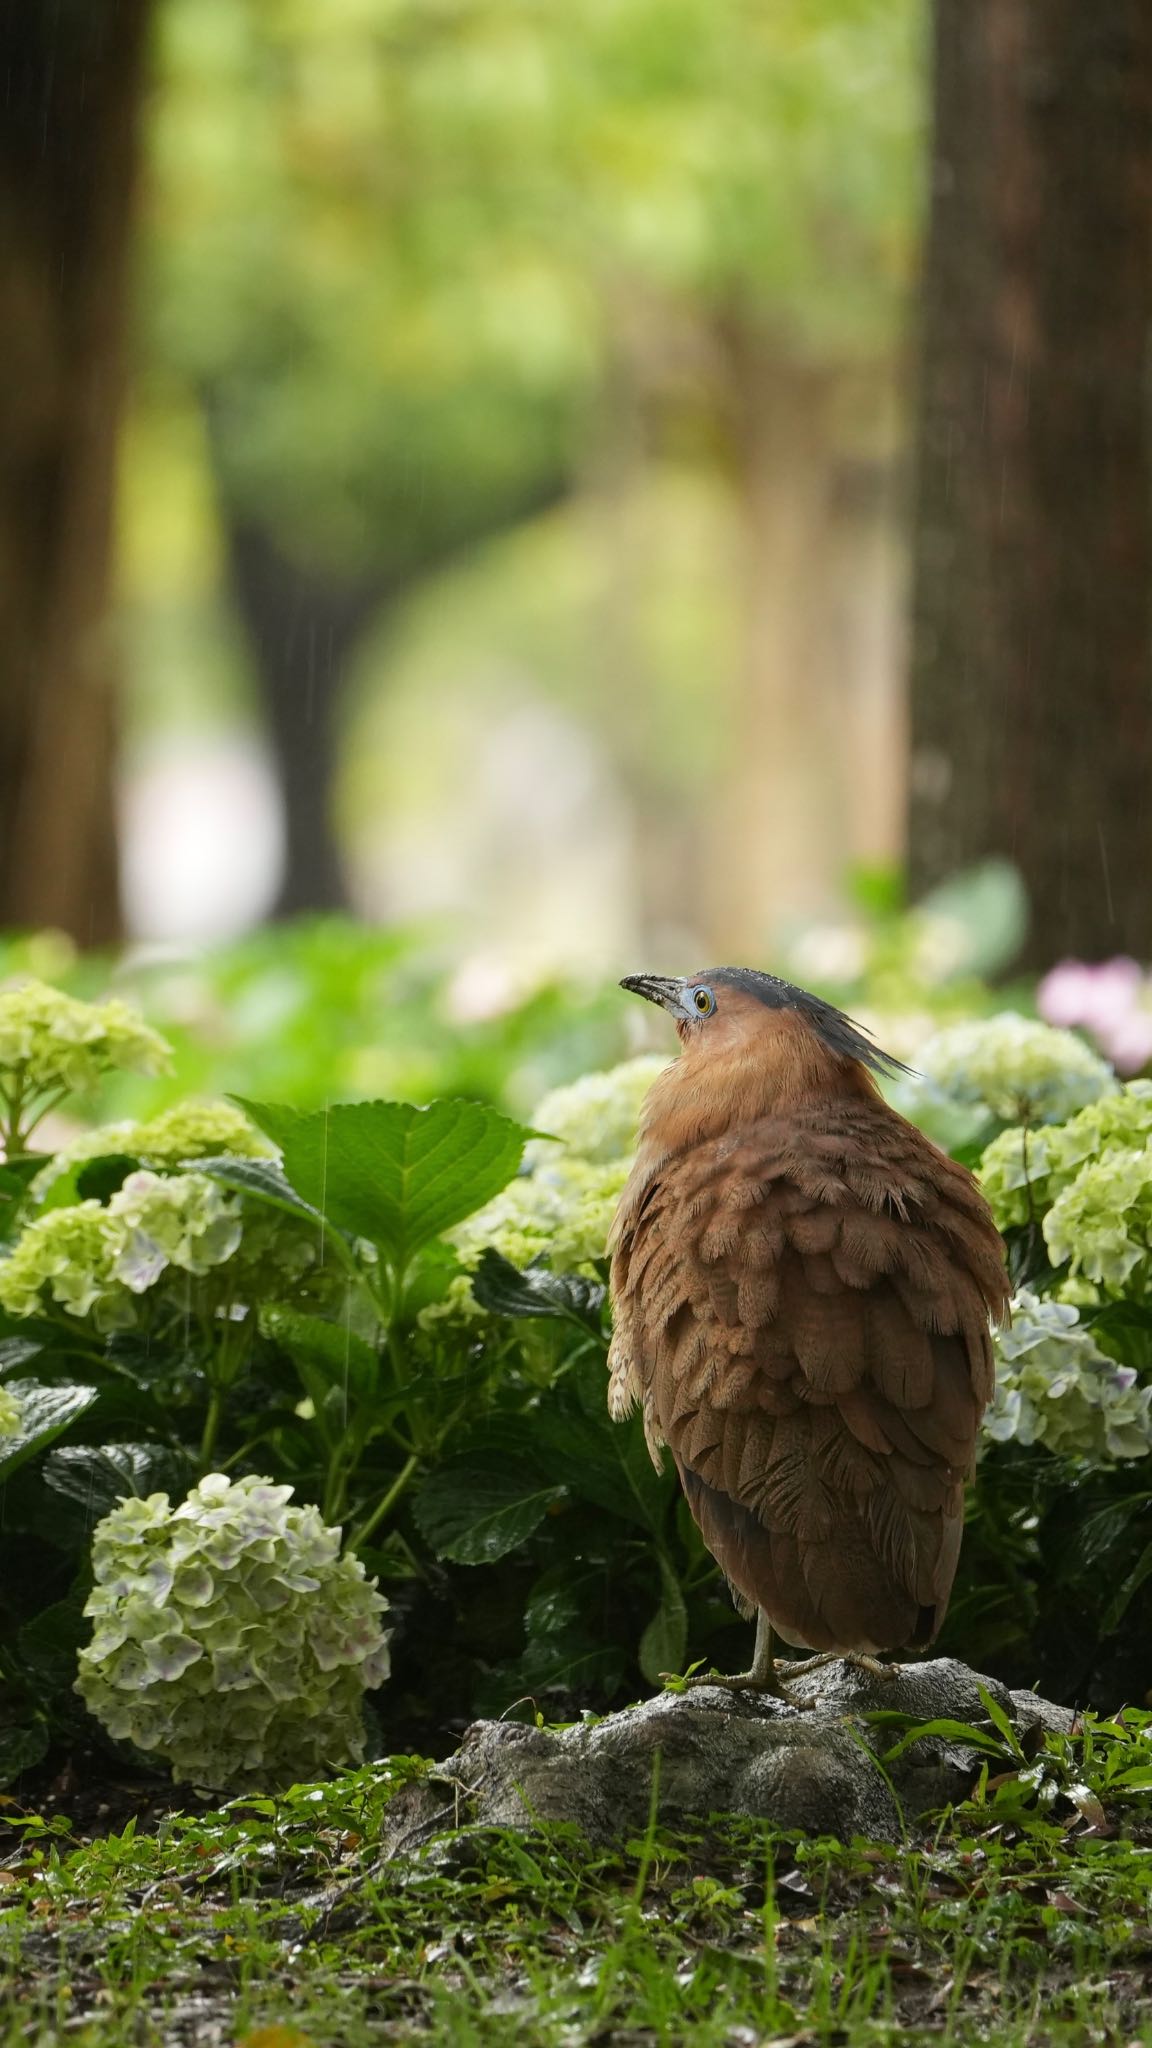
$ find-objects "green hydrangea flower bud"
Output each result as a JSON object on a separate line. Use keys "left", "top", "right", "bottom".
{"left": 0, "top": 1201, "right": 122, "bottom": 1321}
{"left": 977, "top": 1126, "right": 1054, "bottom": 1232}
{"left": 917, "top": 1013, "right": 1115, "bottom": 1125}
{"left": 987, "top": 1289, "right": 1152, "bottom": 1462}
{"left": 0, "top": 981, "right": 171, "bottom": 1105}
{"left": 1043, "top": 1148, "right": 1152, "bottom": 1287}
{"left": 523, "top": 1057, "right": 670, "bottom": 1168}
{"left": 35, "top": 1100, "right": 273, "bottom": 1198}
{"left": 76, "top": 1473, "right": 390, "bottom": 1788}
{"left": 980, "top": 1080, "right": 1152, "bottom": 1239}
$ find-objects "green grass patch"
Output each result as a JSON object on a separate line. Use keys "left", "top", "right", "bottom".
{"left": 1, "top": 1714, "right": 1151, "bottom": 2046}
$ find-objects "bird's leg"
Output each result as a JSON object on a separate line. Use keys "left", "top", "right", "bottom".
{"left": 664, "top": 1613, "right": 813, "bottom": 1706}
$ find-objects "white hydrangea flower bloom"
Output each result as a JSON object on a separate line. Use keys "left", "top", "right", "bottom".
{"left": 0, "top": 1173, "right": 244, "bottom": 1327}
{"left": 917, "top": 1013, "right": 1115, "bottom": 1125}
{"left": 77, "top": 1473, "right": 390, "bottom": 1788}
{"left": 986, "top": 1289, "right": 1152, "bottom": 1462}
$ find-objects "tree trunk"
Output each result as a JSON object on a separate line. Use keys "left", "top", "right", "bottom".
{"left": 0, "top": 0, "right": 153, "bottom": 945}
{"left": 223, "top": 518, "right": 386, "bottom": 918}
{"left": 708, "top": 327, "right": 845, "bottom": 959}
{"left": 908, "top": 0, "right": 1152, "bottom": 968}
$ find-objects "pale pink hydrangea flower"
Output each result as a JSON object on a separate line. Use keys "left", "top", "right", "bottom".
{"left": 1037, "top": 958, "right": 1152, "bottom": 1076}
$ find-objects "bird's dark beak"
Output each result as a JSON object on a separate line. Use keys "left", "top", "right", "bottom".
{"left": 619, "top": 974, "right": 688, "bottom": 1016}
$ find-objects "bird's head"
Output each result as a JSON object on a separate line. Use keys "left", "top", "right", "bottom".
{"left": 620, "top": 967, "right": 912, "bottom": 1085}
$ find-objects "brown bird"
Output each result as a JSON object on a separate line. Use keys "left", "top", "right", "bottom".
{"left": 608, "top": 968, "right": 1009, "bottom": 1698}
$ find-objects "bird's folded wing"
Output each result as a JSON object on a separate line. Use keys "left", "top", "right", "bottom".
{"left": 608, "top": 1106, "right": 1009, "bottom": 1646}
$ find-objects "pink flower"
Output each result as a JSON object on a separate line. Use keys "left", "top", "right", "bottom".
{"left": 1037, "top": 957, "right": 1152, "bottom": 1077}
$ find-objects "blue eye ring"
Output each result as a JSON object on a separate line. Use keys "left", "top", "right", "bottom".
{"left": 690, "top": 985, "right": 715, "bottom": 1016}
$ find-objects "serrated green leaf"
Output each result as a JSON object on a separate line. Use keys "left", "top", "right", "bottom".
{"left": 0, "top": 1380, "right": 98, "bottom": 1482}
{"left": 234, "top": 1096, "right": 530, "bottom": 1271}
{"left": 531, "top": 1376, "right": 671, "bottom": 1532}
{"left": 74, "top": 1154, "right": 139, "bottom": 1204}
{"left": 0, "top": 1337, "right": 42, "bottom": 1378}
{"left": 41, "top": 1442, "right": 187, "bottom": 1515}
{"left": 413, "top": 1455, "right": 564, "bottom": 1564}
{"left": 16, "top": 1598, "right": 88, "bottom": 1690}
{"left": 197, "top": 1154, "right": 327, "bottom": 1227}
{"left": 259, "top": 1304, "right": 380, "bottom": 1406}
{"left": 472, "top": 1247, "right": 605, "bottom": 1326}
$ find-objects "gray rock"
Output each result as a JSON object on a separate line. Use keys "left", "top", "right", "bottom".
{"left": 377, "top": 1657, "right": 1068, "bottom": 1855}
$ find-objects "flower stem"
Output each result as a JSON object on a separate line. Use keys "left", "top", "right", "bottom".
{"left": 347, "top": 1452, "right": 420, "bottom": 1553}
{"left": 198, "top": 1387, "right": 226, "bottom": 1472}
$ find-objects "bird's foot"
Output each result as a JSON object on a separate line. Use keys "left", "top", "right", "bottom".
{"left": 784, "top": 1651, "right": 901, "bottom": 1683}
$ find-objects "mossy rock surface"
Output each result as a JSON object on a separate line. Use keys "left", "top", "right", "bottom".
{"left": 379, "top": 1659, "right": 1072, "bottom": 1853}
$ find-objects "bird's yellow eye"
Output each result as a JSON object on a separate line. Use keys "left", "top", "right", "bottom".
{"left": 692, "top": 986, "right": 715, "bottom": 1015}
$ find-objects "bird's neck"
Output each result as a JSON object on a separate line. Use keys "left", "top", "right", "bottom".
{"left": 633, "top": 1024, "right": 876, "bottom": 1175}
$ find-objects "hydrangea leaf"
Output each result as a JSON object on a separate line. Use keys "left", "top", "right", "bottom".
{"left": 0, "top": 1379, "right": 97, "bottom": 1482}
{"left": 474, "top": 1564, "right": 624, "bottom": 1711}
{"left": 0, "top": 1336, "right": 42, "bottom": 1376}
{"left": 259, "top": 1304, "right": 380, "bottom": 1407}
{"left": 471, "top": 1248, "right": 605, "bottom": 1327}
{"left": 235, "top": 1097, "right": 532, "bottom": 1270}
{"left": 74, "top": 1154, "right": 140, "bottom": 1206}
{"left": 43, "top": 1442, "right": 187, "bottom": 1516}
{"left": 0, "top": 1719, "right": 50, "bottom": 1791}
{"left": 196, "top": 1155, "right": 327, "bottom": 1228}
{"left": 530, "top": 1374, "right": 672, "bottom": 1533}
{"left": 1100, "top": 1537, "right": 1152, "bottom": 1634}
{"left": 16, "top": 1597, "right": 88, "bottom": 1692}
{"left": 0, "top": 1159, "right": 44, "bottom": 1240}
{"left": 412, "top": 1454, "right": 564, "bottom": 1565}
{"left": 638, "top": 1557, "right": 689, "bottom": 1686}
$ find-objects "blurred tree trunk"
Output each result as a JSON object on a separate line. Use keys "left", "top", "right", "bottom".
{"left": 908, "top": 0, "right": 1152, "bottom": 968}
{"left": 709, "top": 324, "right": 846, "bottom": 956}
{"left": 215, "top": 444, "right": 573, "bottom": 920}
{"left": 0, "top": 0, "right": 153, "bottom": 945}
{"left": 223, "top": 518, "right": 385, "bottom": 918}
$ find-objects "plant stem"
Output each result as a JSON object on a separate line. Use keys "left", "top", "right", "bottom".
{"left": 198, "top": 1387, "right": 226, "bottom": 1472}
{"left": 346, "top": 1452, "right": 420, "bottom": 1552}
{"left": 323, "top": 1443, "right": 348, "bottom": 1525}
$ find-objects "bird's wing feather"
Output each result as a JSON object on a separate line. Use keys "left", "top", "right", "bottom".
{"left": 610, "top": 1102, "right": 1008, "bottom": 1653}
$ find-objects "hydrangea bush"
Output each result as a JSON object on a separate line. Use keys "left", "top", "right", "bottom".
{"left": 3, "top": 963, "right": 1152, "bottom": 1774}
{"left": 76, "top": 1475, "right": 390, "bottom": 1788}
{"left": 915, "top": 1013, "right": 1116, "bottom": 1126}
